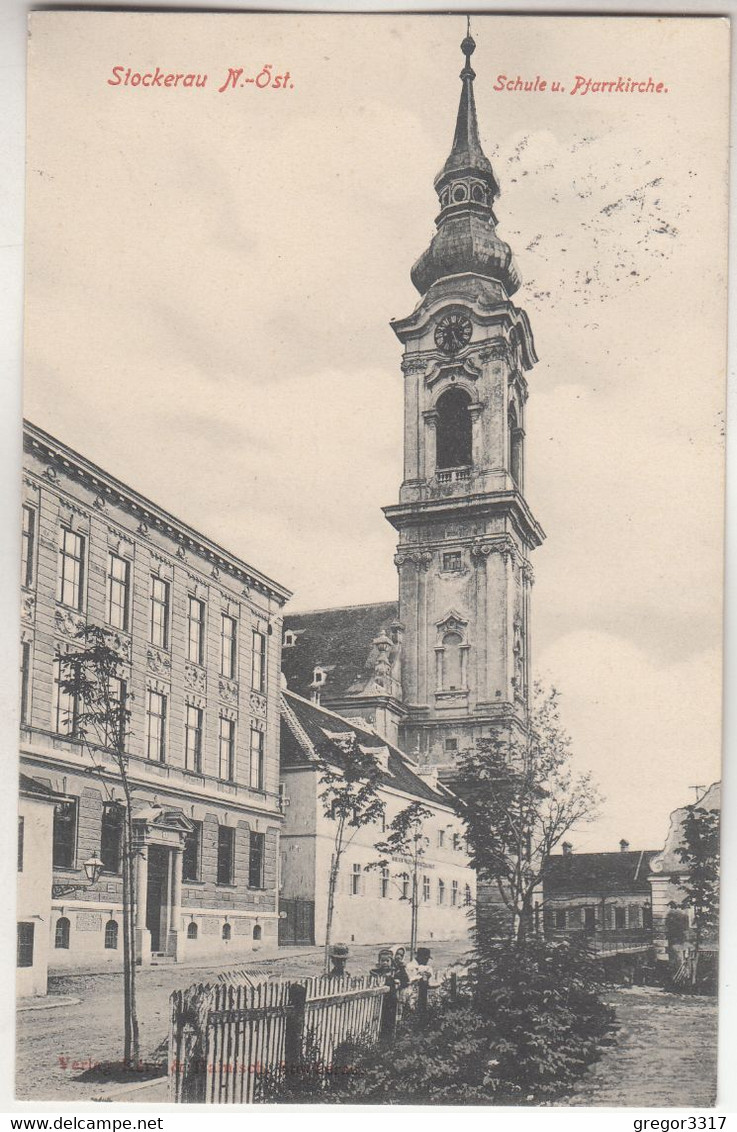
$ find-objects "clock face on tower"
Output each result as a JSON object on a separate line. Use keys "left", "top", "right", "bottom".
{"left": 434, "top": 313, "right": 473, "bottom": 355}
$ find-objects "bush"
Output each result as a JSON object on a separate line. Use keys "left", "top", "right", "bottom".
{"left": 278, "top": 938, "right": 615, "bottom": 1105}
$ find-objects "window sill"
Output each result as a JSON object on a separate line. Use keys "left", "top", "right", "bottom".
{"left": 216, "top": 882, "right": 237, "bottom": 889}
{"left": 182, "top": 879, "right": 205, "bottom": 886}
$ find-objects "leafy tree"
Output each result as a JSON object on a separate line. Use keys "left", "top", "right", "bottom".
{"left": 317, "top": 735, "right": 385, "bottom": 972}
{"left": 371, "top": 801, "right": 433, "bottom": 958}
{"left": 58, "top": 625, "right": 140, "bottom": 1065}
{"left": 673, "top": 802, "right": 720, "bottom": 985}
{"left": 455, "top": 683, "right": 601, "bottom": 946}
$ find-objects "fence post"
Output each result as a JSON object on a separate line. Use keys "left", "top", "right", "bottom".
{"left": 285, "top": 982, "right": 307, "bottom": 1079}
{"left": 380, "top": 978, "right": 398, "bottom": 1042}
{"left": 416, "top": 979, "right": 428, "bottom": 1023}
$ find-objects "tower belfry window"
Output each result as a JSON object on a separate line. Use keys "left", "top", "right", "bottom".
{"left": 436, "top": 387, "right": 472, "bottom": 469}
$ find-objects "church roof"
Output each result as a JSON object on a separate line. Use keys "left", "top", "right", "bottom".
{"left": 282, "top": 601, "right": 399, "bottom": 701}
{"left": 280, "top": 690, "right": 453, "bottom": 808}
{"left": 543, "top": 849, "right": 660, "bottom": 896}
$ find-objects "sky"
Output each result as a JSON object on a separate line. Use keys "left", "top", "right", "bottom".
{"left": 22, "top": 11, "right": 728, "bottom": 852}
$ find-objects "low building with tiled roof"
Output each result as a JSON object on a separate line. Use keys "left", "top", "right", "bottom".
{"left": 541, "top": 841, "right": 658, "bottom": 936}
{"left": 278, "top": 690, "right": 475, "bottom": 948}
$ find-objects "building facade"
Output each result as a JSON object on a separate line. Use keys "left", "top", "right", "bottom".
{"left": 17, "top": 775, "right": 61, "bottom": 996}
{"left": 279, "top": 691, "right": 475, "bottom": 949}
{"left": 20, "top": 422, "right": 290, "bottom": 973}
{"left": 649, "top": 782, "right": 720, "bottom": 974}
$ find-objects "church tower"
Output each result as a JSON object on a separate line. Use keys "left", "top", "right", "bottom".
{"left": 384, "top": 30, "right": 545, "bottom": 768}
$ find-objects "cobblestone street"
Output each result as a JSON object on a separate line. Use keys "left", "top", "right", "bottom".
{"left": 563, "top": 986, "right": 718, "bottom": 1108}
{"left": 18, "top": 954, "right": 718, "bottom": 1106}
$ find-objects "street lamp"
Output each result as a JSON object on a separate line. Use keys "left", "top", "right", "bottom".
{"left": 52, "top": 851, "right": 105, "bottom": 898}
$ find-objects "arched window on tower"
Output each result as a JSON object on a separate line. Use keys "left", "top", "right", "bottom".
{"left": 508, "top": 402, "right": 523, "bottom": 488}
{"left": 436, "top": 387, "right": 473, "bottom": 470}
{"left": 442, "top": 632, "right": 463, "bottom": 691}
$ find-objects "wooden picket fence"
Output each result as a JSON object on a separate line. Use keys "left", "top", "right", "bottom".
{"left": 169, "top": 974, "right": 390, "bottom": 1103}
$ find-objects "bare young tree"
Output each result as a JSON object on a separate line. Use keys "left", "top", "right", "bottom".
{"left": 59, "top": 624, "right": 140, "bottom": 1065}
{"left": 455, "top": 683, "right": 601, "bottom": 946}
{"left": 371, "top": 801, "right": 433, "bottom": 958}
{"left": 317, "top": 736, "right": 385, "bottom": 973}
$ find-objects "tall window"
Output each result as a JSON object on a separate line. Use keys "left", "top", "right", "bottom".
{"left": 380, "top": 866, "right": 390, "bottom": 898}
{"left": 104, "top": 920, "right": 119, "bottom": 949}
{"left": 150, "top": 577, "right": 170, "bottom": 649}
{"left": 54, "top": 917, "right": 70, "bottom": 949}
{"left": 182, "top": 821, "right": 202, "bottom": 882}
{"left": 422, "top": 875, "right": 431, "bottom": 902}
{"left": 107, "top": 553, "right": 130, "bottom": 630}
{"left": 100, "top": 803, "right": 124, "bottom": 874}
{"left": 451, "top": 879, "right": 459, "bottom": 906}
{"left": 249, "top": 727, "right": 264, "bottom": 791}
{"left": 436, "top": 386, "right": 472, "bottom": 469}
{"left": 20, "top": 641, "right": 31, "bottom": 725}
{"left": 53, "top": 658, "right": 78, "bottom": 735}
{"left": 555, "top": 908, "right": 567, "bottom": 930}
{"left": 438, "top": 878, "right": 446, "bottom": 905}
{"left": 442, "top": 632, "right": 463, "bottom": 691}
{"left": 57, "top": 529, "right": 85, "bottom": 609}
{"left": 251, "top": 630, "right": 266, "bottom": 692}
{"left": 146, "top": 689, "right": 167, "bottom": 762}
{"left": 249, "top": 831, "right": 265, "bottom": 889}
{"left": 464, "top": 883, "right": 472, "bottom": 907}
{"left": 219, "top": 716, "right": 236, "bottom": 782}
{"left": 21, "top": 506, "right": 36, "bottom": 588}
{"left": 220, "top": 615, "right": 237, "bottom": 679}
{"left": 17, "top": 817, "right": 24, "bottom": 872}
{"left": 217, "top": 826, "right": 235, "bottom": 885}
{"left": 108, "top": 676, "right": 128, "bottom": 750}
{"left": 184, "top": 705, "right": 203, "bottom": 772}
{"left": 584, "top": 905, "right": 596, "bottom": 930}
{"left": 509, "top": 402, "right": 523, "bottom": 487}
{"left": 187, "top": 597, "right": 205, "bottom": 665}
{"left": 350, "top": 862, "right": 361, "bottom": 896}
{"left": 53, "top": 799, "right": 77, "bottom": 868}
{"left": 17, "top": 923, "right": 34, "bottom": 968}
{"left": 401, "top": 874, "right": 410, "bottom": 901}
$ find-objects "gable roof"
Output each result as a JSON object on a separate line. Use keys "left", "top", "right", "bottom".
{"left": 543, "top": 849, "right": 660, "bottom": 896}
{"left": 282, "top": 602, "right": 399, "bottom": 701}
{"left": 280, "top": 690, "right": 454, "bottom": 809}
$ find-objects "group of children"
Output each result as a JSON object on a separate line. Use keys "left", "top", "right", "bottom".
{"left": 372, "top": 945, "right": 438, "bottom": 1006}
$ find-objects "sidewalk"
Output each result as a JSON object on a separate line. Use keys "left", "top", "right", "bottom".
{"left": 47, "top": 942, "right": 323, "bottom": 983}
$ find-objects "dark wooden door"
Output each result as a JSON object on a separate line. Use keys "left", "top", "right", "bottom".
{"left": 278, "top": 899, "right": 315, "bottom": 945}
{"left": 146, "top": 845, "right": 168, "bottom": 951}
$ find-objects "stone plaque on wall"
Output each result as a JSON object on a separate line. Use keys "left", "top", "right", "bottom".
{"left": 75, "top": 912, "right": 102, "bottom": 931}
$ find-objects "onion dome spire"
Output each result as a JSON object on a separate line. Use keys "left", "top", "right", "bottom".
{"left": 435, "top": 25, "right": 499, "bottom": 201}
{"left": 411, "top": 24, "right": 521, "bottom": 297}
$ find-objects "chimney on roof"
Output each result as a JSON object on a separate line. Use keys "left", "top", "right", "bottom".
{"left": 561, "top": 841, "right": 573, "bottom": 856}
{"left": 417, "top": 766, "right": 439, "bottom": 790}
{"left": 619, "top": 839, "right": 630, "bottom": 853}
